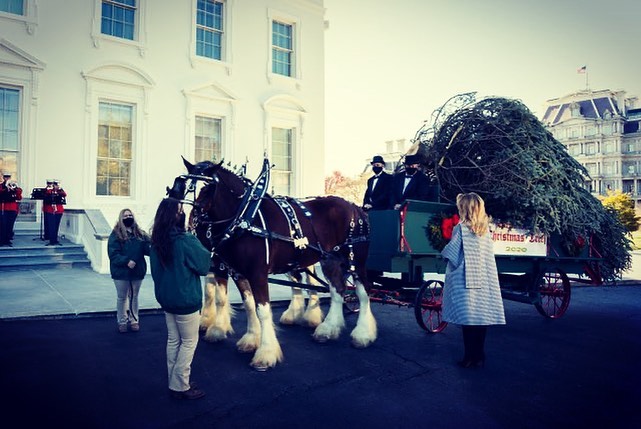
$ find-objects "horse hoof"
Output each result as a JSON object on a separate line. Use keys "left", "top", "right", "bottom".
{"left": 252, "top": 364, "right": 269, "bottom": 372}
{"left": 313, "top": 335, "right": 329, "bottom": 343}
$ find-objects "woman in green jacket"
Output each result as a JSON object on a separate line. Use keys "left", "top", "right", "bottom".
{"left": 150, "top": 199, "right": 211, "bottom": 400}
{"left": 108, "top": 208, "right": 150, "bottom": 333}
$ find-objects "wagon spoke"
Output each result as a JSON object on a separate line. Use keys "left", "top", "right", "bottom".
{"left": 535, "top": 269, "right": 571, "bottom": 319}
{"left": 414, "top": 280, "right": 448, "bottom": 333}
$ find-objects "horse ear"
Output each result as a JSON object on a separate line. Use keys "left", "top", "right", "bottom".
{"left": 182, "top": 156, "right": 195, "bottom": 173}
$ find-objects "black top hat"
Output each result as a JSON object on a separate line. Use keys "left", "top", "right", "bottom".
{"left": 370, "top": 155, "right": 386, "bottom": 165}
{"left": 46, "top": 179, "right": 53, "bottom": 184}
{"left": 404, "top": 154, "right": 421, "bottom": 165}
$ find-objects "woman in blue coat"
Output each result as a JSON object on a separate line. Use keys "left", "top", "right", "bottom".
{"left": 108, "top": 208, "right": 150, "bottom": 333}
{"left": 441, "top": 193, "right": 505, "bottom": 368}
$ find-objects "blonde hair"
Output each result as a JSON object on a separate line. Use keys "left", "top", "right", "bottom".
{"left": 456, "top": 193, "right": 490, "bottom": 236}
{"left": 112, "top": 208, "right": 148, "bottom": 242}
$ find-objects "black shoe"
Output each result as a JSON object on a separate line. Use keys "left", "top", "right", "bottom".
{"left": 169, "top": 387, "right": 205, "bottom": 400}
{"left": 457, "top": 359, "right": 484, "bottom": 368}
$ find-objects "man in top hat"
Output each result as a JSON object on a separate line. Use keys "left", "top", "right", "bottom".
{"left": 43, "top": 179, "right": 67, "bottom": 245}
{"left": 390, "top": 154, "right": 438, "bottom": 209}
{"left": 0, "top": 173, "right": 23, "bottom": 246}
{"left": 362, "top": 155, "right": 393, "bottom": 211}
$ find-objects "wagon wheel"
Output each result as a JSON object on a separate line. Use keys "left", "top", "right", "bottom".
{"left": 535, "top": 269, "right": 571, "bottom": 319}
{"left": 414, "top": 279, "right": 448, "bottom": 333}
{"left": 342, "top": 274, "right": 360, "bottom": 314}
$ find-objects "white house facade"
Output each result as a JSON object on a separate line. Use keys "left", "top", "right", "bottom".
{"left": 0, "top": 0, "right": 326, "bottom": 272}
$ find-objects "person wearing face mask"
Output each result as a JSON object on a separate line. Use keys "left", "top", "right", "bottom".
{"left": 391, "top": 154, "right": 438, "bottom": 210}
{"left": 362, "top": 155, "right": 393, "bottom": 211}
{"left": 108, "top": 208, "right": 151, "bottom": 333}
{"left": 150, "top": 199, "right": 211, "bottom": 400}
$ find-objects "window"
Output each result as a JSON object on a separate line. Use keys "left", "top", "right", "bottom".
{"left": 196, "top": 0, "right": 223, "bottom": 60}
{"left": 195, "top": 116, "right": 221, "bottom": 162}
{"left": 101, "top": 0, "right": 136, "bottom": 40}
{"left": 271, "top": 127, "right": 293, "bottom": 195}
{"left": 585, "top": 143, "right": 596, "bottom": 155}
{"left": 272, "top": 21, "right": 293, "bottom": 76}
{"left": 0, "top": 87, "right": 20, "bottom": 178}
{"left": 0, "top": 0, "right": 23, "bottom": 15}
{"left": 96, "top": 102, "right": 133, "bottom": 196}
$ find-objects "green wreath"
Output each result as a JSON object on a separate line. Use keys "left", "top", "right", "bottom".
{"left": 426, "top": 210, "right": 460, "bottom": 252}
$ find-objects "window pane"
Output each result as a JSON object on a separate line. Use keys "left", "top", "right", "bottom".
{"left": 271, "top": 127, "right": 293, "bottom": 194}
{"left": 272, "top": 21, "right": 293, "bottom": 76}
{"left": 0, "top": 87, "right": 20, "bottom": 177}
{"left": 97, "top": 102, "right": 133, "bottom": 196}
{"left": 101, "top": 0, "right": 136, "bottom": 40}
{"left": 0, "top": 0, "right": 24, "bottom": 15}
{"left": 196, "top": 0, "right": 223, "bottom": 60}
{"left": 195, "top": 116, "right": 222, "bottom": 162}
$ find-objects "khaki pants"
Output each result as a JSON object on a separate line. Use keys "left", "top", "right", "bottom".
{"left": 165, "top": 311, "right": 200, "bottom": 392}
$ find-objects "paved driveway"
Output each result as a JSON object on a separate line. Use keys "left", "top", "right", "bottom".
{"left": 1, "top": 284, "right": 640, "bottom": 429}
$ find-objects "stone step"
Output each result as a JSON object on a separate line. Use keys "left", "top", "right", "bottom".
{"left": 0, "top": 229, "right": 93, "bottom": 272}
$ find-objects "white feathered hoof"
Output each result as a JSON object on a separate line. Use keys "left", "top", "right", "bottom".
{"left": 303, "top": 307, "right": 324, "bottom": 328}
{"left": 250, "top": 346, "right": 283, "bottom": 371}
{"left": 279, "top": 308, "right": 303, "bottom": 326}
{"left": 312, "top": 322, "right": 342, "bottom": 343}
{"left": 350, "top": 324, "right": 377, "bottom": 349}
{"left": 203, "top": 326, "right": 228, "bottom": 343}
{"left": 236, "top": 333, "right": 260, "bottom": 353}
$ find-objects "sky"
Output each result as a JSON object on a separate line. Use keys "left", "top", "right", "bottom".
{"left": 323, "top": 0, "right": 641, "bottom": 176}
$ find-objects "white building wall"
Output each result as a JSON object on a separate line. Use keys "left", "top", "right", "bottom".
{"left": 0, "top": 0, "right": 325, "bottom": 231}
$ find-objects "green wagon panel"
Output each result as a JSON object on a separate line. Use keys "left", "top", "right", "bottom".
{"left": 366, "top": 200, "right": 456, "bottom": 272}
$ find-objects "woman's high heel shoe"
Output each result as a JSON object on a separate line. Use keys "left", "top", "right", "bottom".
{"left": 457, "top": 358, "right": 484, "bottom": 368}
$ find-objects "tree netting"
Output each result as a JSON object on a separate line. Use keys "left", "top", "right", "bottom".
{"left": 413, "top": 94, "right": 632, "bottom": 281}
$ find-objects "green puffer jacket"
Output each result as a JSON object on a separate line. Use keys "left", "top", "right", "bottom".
{"left": 151, "top": 231, "right": 211, "bottom": 315}
{"left": 107, "top": 231, "right": 151, "bottom": 280}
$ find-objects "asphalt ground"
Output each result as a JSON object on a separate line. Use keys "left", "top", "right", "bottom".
{"left": 1, "top": 284, "right": 640, "bottom": 429}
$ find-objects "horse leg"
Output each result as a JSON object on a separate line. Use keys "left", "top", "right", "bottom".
{"left": 203, "top": 275, "right": 235, "bottom": 342}
{"left": 279, "top": 272, "right": 306, "bottom": 325}
{"left": 248, "top": 275, "right": 283, "bottom": 370}
{"left": 302, "top": 266, "right": 324, "bottom": 327}
{"left": 349, "top": 276, "right": 377, "bottom": 348}
{"left": 312, "top": 260, "right": 346, "bottom": 342}
{"left": 199, "top": 273, "right": 217, "bottom": 333}
{"left": 235, "top": 277, "right": 262, "bottom": 353}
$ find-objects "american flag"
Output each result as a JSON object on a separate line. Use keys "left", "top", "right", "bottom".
{"left": 577, "top": 65, "right": 587, "bottom": 74}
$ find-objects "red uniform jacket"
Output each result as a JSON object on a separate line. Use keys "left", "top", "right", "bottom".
{"left": 0, "top": 185, "right": 22, "bottom": 213}
{"left": 43, "top": 188, "right": 67, "bottom": 214}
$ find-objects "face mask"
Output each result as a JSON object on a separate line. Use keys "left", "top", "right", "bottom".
{"left": 405, "top": 167, "right": 417, "bottom": 175}
{"left": 372, "top": 166, "right": 383, "bottom": 175}
{"left": 123, "top": 218, "right": 134, "bottom": 227}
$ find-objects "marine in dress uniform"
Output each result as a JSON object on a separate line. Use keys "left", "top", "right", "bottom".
{"left": 390, "top": 154, "right": 438, "bottom": 209}
{"left": 0, "top": 173, "right": 22, "bottom": 246}
{"left": 43, "top": 179, "right": 67, "bottom": 246}
{"left": 362, "top": 155, "right": 393, "bottom": 211}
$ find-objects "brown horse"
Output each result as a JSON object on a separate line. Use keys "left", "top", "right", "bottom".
{"left": 174, "top": 158, "right": 376, "bottom": 370}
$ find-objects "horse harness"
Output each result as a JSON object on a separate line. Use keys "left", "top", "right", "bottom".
{"left": 170, "top": 159, "right": 368, "bottom": 277}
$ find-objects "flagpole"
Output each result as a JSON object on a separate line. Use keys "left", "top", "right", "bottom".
{"left": 585, "top": 67, "right": 589, "bottom": 91}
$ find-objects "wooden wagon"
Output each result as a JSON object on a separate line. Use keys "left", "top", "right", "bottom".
{"left": 340, "top": 199, "right": 604, "bottom": 333}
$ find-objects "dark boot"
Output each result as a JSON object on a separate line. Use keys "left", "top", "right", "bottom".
{"left": 457, "top": 326, "right": 474, "bottom": 367}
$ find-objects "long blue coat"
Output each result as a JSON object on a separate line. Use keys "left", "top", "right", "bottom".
{"left": 441, "top": 223, "right": 506, "bottom": 326}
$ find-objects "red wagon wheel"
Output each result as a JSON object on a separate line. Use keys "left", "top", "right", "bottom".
{"left": 535, "top": 269, "right": 571, "bottom": 319}
{"left": 414, "top": 279, "right": 448, "bottom": 333}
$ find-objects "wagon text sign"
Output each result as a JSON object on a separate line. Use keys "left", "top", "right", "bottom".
{"left": 490, "top": 225, "right": 547, "bottom": 256}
